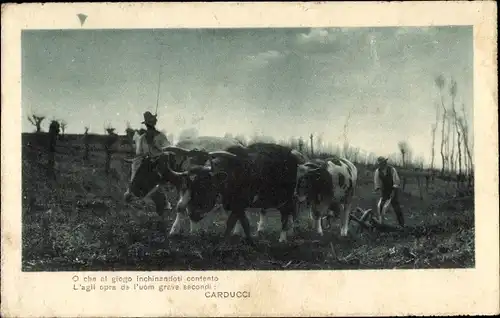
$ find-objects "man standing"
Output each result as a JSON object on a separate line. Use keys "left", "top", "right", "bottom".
{"left": 124, "top": 111, "right": 171, "bottom": 209}
{"left": 373, "top": 156, "right": 405, "bottom": 227}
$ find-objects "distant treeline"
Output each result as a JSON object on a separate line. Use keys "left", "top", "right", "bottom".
{"left": 22, "top": 132, "right": 130, "bottom": 147}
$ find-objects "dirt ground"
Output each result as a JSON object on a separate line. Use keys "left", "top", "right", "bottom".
{"left": 21, "top": 134, "right": 475, "bottom": 271}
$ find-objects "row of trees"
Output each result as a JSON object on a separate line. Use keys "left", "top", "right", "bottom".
{"left": 26, "top": 114, "right": 427, "bottom": 171}
{"left": 28, "top": 115, "right": 67, "bottom": 137}
{"left": 169, "top": 127, "right": 427, "bottom": 171}
{"left": 27, "top": 114, "right": 124, "bottom": 176}
{"left": 431, "top": 75, "right": 474, "bottom": 180}
{"left": 25, "top": 113, "right": 451, "bottom": 174}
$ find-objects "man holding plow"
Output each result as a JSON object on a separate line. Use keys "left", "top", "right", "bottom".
{"left": 373, "top": 156, "right": 405, "bottom": 227}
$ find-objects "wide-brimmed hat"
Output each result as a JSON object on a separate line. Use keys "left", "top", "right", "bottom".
{"left": 142, "top": 111, "right": 157, "bottom": 126}
{"left": 376, "top": 156, "right": 388, "bottom": 165}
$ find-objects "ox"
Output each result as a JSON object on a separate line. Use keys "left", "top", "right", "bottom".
{"left": 163, "top": 142, "right": 306, "bottom": 244}
{"left": 294, "top": 156, "right": 358, "bottom": 237}
{"left": 123, "top": 136, "right": 243, "bottom": 220}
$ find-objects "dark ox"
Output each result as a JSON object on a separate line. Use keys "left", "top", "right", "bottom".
{"left": 122, "top": 152, "right": 185, "bottom": 216}
{"left": 295, "top": 156, "right": 358, "bottom": 237}
{"left": 163, "top": 142, "right": 306, "bottom": 244}
{"left": 122, "top": 136, "right": 243, "bottom": 224}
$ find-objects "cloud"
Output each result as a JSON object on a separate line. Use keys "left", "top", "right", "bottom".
{"left": 297, "top": 28, "right": 335, "bottom": 45}
{"left": 246, "top": 50, "right": 286, "bottom": 67}
{"left": 292, "top": 28, "right": 344, "bottom": 55}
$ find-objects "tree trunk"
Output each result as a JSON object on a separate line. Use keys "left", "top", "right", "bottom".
{"left": 430, "top": 124, "right": 437, "bottom": 170}
{"left": 445, "top": 114, "right": 452, "bottom": 174}
{"left": 440, "top": 110, "right": 446, "bottom": 174}
{"left": 457, "top": 129, "right": 462, "bottom": 185}
{"left": 459, "top": 122, "right": 473, "bottom": 177}
{"left": 449, "top": 96, "right": 456, "bottom": 174}
{"left": 450, "top": 119, "right": 456, "bottom": 174}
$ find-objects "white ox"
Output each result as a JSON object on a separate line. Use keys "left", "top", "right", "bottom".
{"left": 294, "top": 157, "right": 358, "bottom": 237}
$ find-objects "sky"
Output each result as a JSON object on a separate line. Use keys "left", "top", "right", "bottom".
{"left": 22, "top": 27, "right": 473, "bottom": 164}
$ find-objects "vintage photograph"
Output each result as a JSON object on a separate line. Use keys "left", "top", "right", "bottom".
{"left": 21, "top": 26, "right": 475, "bottom": 271}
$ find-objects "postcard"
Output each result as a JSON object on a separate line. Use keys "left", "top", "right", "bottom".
{"left": 1, "top": 2, "right": 498, "bottom": 317}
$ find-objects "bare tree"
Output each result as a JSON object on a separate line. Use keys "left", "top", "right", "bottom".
{"left": 60, "top": 120, "right": 67, "bottom": 138}
{"left": 388, "top": 153, "right": 401, "bottom": 167}
{"left": 449, "top": 78, "right": 458, "bottom": 174}
{"left": 105, "top": 124, "right": 116, "bottom": 136}
{"left": 47, "top": 120, "right": 61, "bottom": 180}
{"left": 343, "top": 108, "right": 353, "bottom": 146}
{"left": 398, "top": 140, "right": 410, "bottom": 167}
{"left": 441, "top": 80, "right": 458, "bottom": 176}
{"left": 406, "top": 147, "right": 414, "bottom": 168}
{"left": 350, "top": 146, "right": 360, "bottom": 163}
{"left": 435, "top": 74, "right": 447, "bottom": 174}
{"left": 458, "top": 103, "right": 473, "bottom": 187}
{"left": 447, "top": 114, "right": 455, "bottom": 174}
{"left": 125, "top": 122, "right": 135, "bottom": 137}
{"left": 297, "top": 137, "right": 304, "bottom": 153}
{"left": 342, "top": 142, "right": 350, "bottom": 160}
{"left": 366, "top": 152, "right": 377, "bottom": 167}
{"left": 430, "top": 102, "right": 440, "bottom": 171}
{"left": 104, "top": 124, "right": 119, "bottom": 175}
{"left": 83, "top": 126, "right": 90, "bottom": 161}
{"left": 27, "top": 114, "right": 46, "bottom": 133}
{"left": 315, "top": 133, "right": 324, "bottom": 154}
{"left": 456, "top": 120, "right": 462, "bottom": 182}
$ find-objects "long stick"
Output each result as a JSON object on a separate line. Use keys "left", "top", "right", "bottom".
{"left": 155, "top": 61, "right": 162, "bottom": 117}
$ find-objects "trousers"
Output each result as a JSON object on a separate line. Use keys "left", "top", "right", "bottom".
{"left": 380, "top": 188, "right": 405, "bottom": 227}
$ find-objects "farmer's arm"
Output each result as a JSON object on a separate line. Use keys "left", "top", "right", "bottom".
{"left": 135, "top": 135, "right": 145, "bottom": 155}
{"left": 391, "top": 167, "right": 401, "bottom": 188}
{"left": 373, "top": 169, "right": 381, "bottom": 191}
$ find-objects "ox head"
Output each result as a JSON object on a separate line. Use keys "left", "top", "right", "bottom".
{"left": 294, "top": 161, "right": 332, "bottom": 204}
{"left": 123, "top": 154, "right": 167, "bottom": 201}
{"left": 163, "top": 146, "right": 241, "bottom": 221}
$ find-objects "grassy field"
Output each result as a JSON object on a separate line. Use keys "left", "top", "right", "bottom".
{"left": 22, "top": 133, "right": 475, "bottom": 271}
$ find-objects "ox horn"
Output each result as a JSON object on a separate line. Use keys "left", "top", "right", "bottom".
{"left": 123, "top": 158, "right": 135, "bottom": 163}
{"left": 164, "top": 157, "right": 189, "bottom": 178}
{"left": 208, "top": 150, "right": 238, "bottom": 159}
{"left": 162, "top": 146, "right": 191, "bottom": 156}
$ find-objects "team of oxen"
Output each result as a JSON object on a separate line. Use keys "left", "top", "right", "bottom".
{"left": 123, "top": 136, "right": 359, "bottom": 245}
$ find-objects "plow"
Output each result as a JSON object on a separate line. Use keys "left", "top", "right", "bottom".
{"left": 321, "top": 198, "right": 403, "bottom": 234}
{"left": 346, "top": 207, "right": 403, "bottom": 234}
